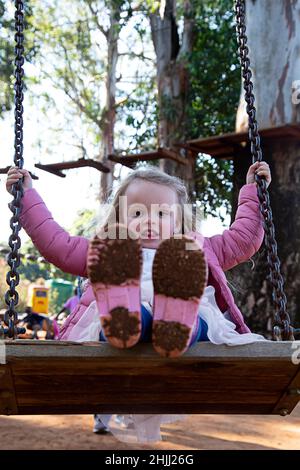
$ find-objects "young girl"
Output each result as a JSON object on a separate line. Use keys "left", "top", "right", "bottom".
{"left": 6, "top": 161, "right": 271, "bottom": 442}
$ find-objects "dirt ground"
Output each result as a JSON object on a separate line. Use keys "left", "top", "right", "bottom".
{"left": 0, "top": 404, "right": 299, "bottom": 450}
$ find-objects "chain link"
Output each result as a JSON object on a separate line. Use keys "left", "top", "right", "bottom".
{"left": 235, "top": 0, "right": 294, "bottom": 341}
{"left": 3, "top": 0, "right": 25, "bottom": 338}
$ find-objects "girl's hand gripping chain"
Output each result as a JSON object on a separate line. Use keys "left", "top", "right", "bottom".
{"left": 6, "top": 166, "right": 33, "bottom": 194}
{"left": 246, "top": 161, "right": 271, "bottom": 188}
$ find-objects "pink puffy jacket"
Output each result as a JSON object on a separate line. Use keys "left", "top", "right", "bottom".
{"left": 19, "top": 183, "right": 264, "bottom": 338}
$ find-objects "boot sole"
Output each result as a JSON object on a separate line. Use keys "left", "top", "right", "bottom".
{"left": 87, "top": 225, "right": 142, "bottom": 348}
{"left": 152, "top": 236, "right": 208, "bottom": 357}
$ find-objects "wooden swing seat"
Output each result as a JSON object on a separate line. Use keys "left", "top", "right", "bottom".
{"left": 1, "top": 340, "right": 299, "bottom": 416}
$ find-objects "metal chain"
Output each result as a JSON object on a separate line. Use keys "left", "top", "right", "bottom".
{"left": 3, "top": 0, "right": 25, "bottom": 338}
{"left": 235, "top": 0, "right": 294, "bottom": 341}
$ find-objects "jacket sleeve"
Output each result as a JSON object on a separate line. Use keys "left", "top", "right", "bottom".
{"left": 19, "top": 188, "right": 89, "bottom": 277}
{"left": 207, "top": 183, "right": 265, "bottom": 272}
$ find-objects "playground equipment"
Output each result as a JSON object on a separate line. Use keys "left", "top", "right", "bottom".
{"left": 0, "top": 0, "right": 299, "bottom": 416}
{"left": 27, "top": 284, "right": 49, "bottom": 315}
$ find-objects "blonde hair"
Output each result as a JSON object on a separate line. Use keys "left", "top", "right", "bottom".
{"left": 98, "top": 165, "right": 201, "bottom": 234}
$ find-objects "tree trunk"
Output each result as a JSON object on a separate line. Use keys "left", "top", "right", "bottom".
{"left": 149, "top": 0, "right": 196, "bottom": 194}
{"left": 236, "top": 0, "right": 300, "bottom": 131}
{"left": 231, "top": 0, "right": 300, "bottom": 336}
{"left": 99, "top": 6, "right": 120, "bottom": 201}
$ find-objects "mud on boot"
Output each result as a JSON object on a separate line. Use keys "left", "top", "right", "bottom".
{"left": 87, "top": 224, "right": 142, "bottom": 348}
{"left": 152, "top": 236, "right": 208, "bottom": 357}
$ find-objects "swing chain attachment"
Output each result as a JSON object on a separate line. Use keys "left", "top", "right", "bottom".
{"left": 3, "top": 0, "right": 26, "bottom": 339}
{"left": 235, "top": 0, "right": 294, "bottom": 341}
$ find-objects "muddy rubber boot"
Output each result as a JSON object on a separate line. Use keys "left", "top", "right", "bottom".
{"left": 152, "top": 236, "right": 208, "bottom": 357}
{"left": 87, "top": 224, "right": 142, "bottom": 348}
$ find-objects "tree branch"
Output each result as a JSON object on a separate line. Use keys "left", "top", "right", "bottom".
{"left": 119, "top": 51, "right": 154, "bottom": 62}
{"left": 86, "top": 0, "right": 109, "bottom": 39}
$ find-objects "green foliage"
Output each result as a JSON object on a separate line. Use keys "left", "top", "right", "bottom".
{"left": 109, "top": 5, "right": 158, "bottom": 152}
{"left": 30, "top": 1, "right": 133, "bottom": 116}
{"left": 0, "top": 0, "right": 14, "bottom": 115}
{"left": 186, "top": 0, "right": 241, "bottom": 218}
{"left": 25, "top": 0, "right": 106, "bottom": 144}
{"left": 118, "top": 75, "right": 158, "bottom": 151}
{"left": 0, "top": 0, "right": 39, "bottom": 117}
{"left": 69, "top": 207, "right": 97, "bottom": 237}
{"left": 18, "top": 259, "right": 50, "bottom": 283}
{"left": 48, "top": 287, "right": 60, "bottom": 315}
{"left": 187, "top": 0, "right": 240, "bottom": 138}
{"left": 193, "top": 154, "right": 234, "bottom": 222}
{"left": 14, "top": 239, "right": 76, "bottom": 283}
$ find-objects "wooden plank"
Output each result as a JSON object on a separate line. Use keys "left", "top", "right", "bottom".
{"left": 187, "top": 129, "right": 247, "bottom": 147}
{"left": 9, "top": 356, "right": 296, "bottom": 382}
{"left": 0, "top": 167, "right": 38, "bottom": 179}
{"left": 108, "top": 148, "right": 188, "bottom": 166}
{"left": 35, "top": 163, "right": 65, "bottom": 177}
{"left": 5, "top": 340, "right": 300, "bottom": 359}
{"left": 2, "top": 341, "right": 300, "bottom": 415}
{"left": 108, "top": 151, "right": 161, "bottom": 168}
{"left": 10, "top": 366, "right": 292, "bottom": 414}
{"left": 35, "top": 159, "right": 110, "bottom": 175}
{"left": 272, "top": 364, "right": 300, "bottom": 415}
{"left": 157, "top": 148, "right": 188, "bottom": 165}
{"left": 11, "top": 365, "right": 292, "bottom": 386}
{"left": 185, "top": 124, "right": 300, "bottom": 160}
{"left": 108, "top": 124, "right": 300, "bottom": 164}
{"left": 9, "top": 403, "right": 276, "bottom": 415}
{"left": 285, "top": 124, "right": 300, "bottom": 138}
{"left": 107, "top": 155, "right": 136, "bottom": 168}
{"left": 187, "top": 124, "right": 300, "bottom": 146}
{"left": 16, "top": 388, "right": 280, "bottom": 403}
{"left": 0, "top": 365, "right": 18, "bottom": 415}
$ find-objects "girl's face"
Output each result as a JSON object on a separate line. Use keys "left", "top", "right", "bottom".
{"left": 122, "top": 180, "right": 180, "bottom": 248}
